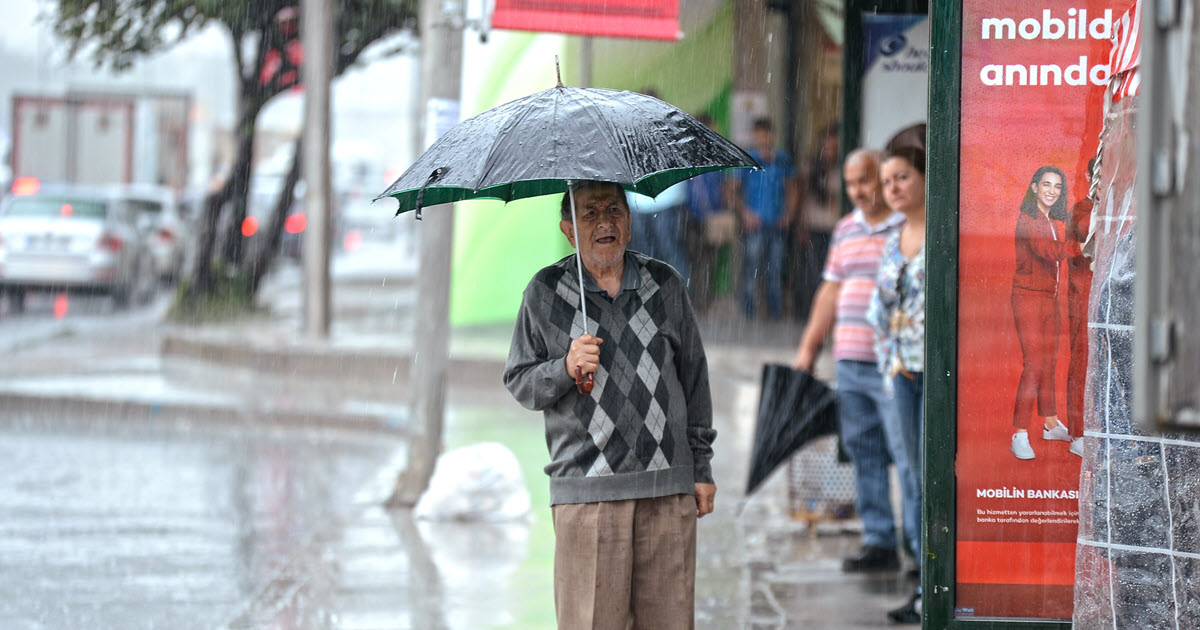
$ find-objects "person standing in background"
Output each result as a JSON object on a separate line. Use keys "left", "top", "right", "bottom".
{"left": 866, "top": 146, "right": 928, "bottom": 624}
{"left": 792, "top": 126, "right": 842, "bottom": 318}
{"left": 628, "top": 181, "right": 690, "bottom": 281}
{"left": 682, "top": 114, "right": 734, "bottom": 313}
{"left": 793, "top": 148, "right": 906, "bottom": 574}
{"left": 729, "top": 118, "right": 797, "bottom": 320}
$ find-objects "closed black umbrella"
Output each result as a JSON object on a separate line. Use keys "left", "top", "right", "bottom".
{"left": 745, "top": 363, "right": 839, "bottom": 496}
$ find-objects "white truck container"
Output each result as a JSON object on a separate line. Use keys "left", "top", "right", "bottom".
{"left": 10, "top": 91, "right": 189, "bottom": 189}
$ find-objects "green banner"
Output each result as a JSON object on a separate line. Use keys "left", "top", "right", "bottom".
{"left": 450, "top": 3, "right": 735, "bottom": 326}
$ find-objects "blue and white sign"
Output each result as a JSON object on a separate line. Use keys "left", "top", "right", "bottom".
{"left": 861, "top": 14, "right": 929, "bottom": 150}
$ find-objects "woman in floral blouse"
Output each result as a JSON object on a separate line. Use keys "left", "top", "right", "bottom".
{"left": 866, "top": 146, "right": 926, "bottom": 624}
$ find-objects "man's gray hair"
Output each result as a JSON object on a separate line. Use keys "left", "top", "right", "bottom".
{"left": 560, "top": 180, "right": 628, "bottom": 221}
{"left": 844, "top": 147, "right": 883, "bottom": 171}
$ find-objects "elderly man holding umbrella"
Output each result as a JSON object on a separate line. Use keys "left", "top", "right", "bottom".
{"left": 504, "top": 180, "right": 716, "bottom": 629}
{"left": 377, "top": 73, "right": 755, "bottom": 629}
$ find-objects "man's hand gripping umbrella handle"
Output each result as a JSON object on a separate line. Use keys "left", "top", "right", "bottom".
{"left": 575, "top": 366, "right": 595, "bottom": 394}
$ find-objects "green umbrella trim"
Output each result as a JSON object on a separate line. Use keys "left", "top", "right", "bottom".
{"left": 377, "top": 164, "right": 758, "bottom": 215}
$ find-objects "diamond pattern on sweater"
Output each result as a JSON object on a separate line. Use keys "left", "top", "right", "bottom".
{"left": 540, "top": 255, "right": 677, "bottom": 477}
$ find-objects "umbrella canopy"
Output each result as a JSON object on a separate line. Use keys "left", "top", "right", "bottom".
{"left": 375, "top": 78, "right": 757, "bottom": 394}
{"left": 745, "top": 364, "right": 839, "bottom": 496}
{"left": 375, "top": 85, "right": 758, "bottom": 215}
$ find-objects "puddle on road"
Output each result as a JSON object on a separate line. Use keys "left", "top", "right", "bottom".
{"left": 0, "top": 419, "right": 402, "bottom": 630}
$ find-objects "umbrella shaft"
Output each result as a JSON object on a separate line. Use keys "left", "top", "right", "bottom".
{"left": 568, "top": 183, "right": 590, "bottom": 336}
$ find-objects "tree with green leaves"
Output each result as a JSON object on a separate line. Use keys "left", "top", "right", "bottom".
{"left": 51, "top": 0, "right": 417, "bottom": 314}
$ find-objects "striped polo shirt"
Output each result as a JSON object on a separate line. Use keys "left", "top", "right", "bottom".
{"left": 823, "top": 208, "right": 905, "bottom": 363}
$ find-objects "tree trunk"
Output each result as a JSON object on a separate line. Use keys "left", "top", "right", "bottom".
{"left": 219, "top": 105, "right": 261, "bottom": 269}
{"left": 220, "top": 184, "right": 251, "bottom": 267}
{"left": 248, "top": 136, "right": 304, "bottom": 293}
{"left": 186, "top": 103, "right": 258, "bottom": 300}
{"left": 188, "top": 178, "right": 233, "bottom": 297}
{"left": 170, "top": 10, "right": 413, "bottom": 315}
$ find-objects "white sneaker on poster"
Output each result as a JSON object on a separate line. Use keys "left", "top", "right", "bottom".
{"left": 1070, "top": 438, "right": 1084, "bottom": 457}
{"left": 1011, "top": 432, "right": 1036, "bottom": 460}
{"left": 1043, "top": 420, "right": 1072, "bottom": 442}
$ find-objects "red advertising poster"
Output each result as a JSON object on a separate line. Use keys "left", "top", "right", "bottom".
{"left": 491, "top": 0, "right": 680, "bottom": 41}
{"left": 955, "top": 0, "right": 1132, "bottom": 619}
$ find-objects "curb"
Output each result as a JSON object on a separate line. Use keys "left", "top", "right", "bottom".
{"left": 161, "top": 333, "right": 509, "bottom": 385}
{"left": 160, "top": 332, "right": 800, "bottom": 388}
{"left": 0, "top": 390, "right": 413, "bottom": 436}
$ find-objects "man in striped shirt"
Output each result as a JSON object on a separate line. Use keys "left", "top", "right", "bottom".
{"left": 793, "top": 148, "right": 908, "bottom": 572}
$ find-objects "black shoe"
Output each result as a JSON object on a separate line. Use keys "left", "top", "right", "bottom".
{"left": 887, "top": 591, "right": 921, "bottom": 624}
{"left": 842, "top": 545, "right": 900, "bottom": 572}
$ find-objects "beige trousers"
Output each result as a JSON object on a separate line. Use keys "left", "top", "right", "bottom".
{"left": 551, "top": 493, "right": 697, "bottom": 630}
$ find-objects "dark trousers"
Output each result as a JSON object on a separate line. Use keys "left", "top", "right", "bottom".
{"left": 682, "top": 213, "right": 720, "bottom": 312}
{"left": 1012, "top": 289, "right": 1060, "bottom": 428}
{"left": 741, "top": 227, "right": 785, "bottom": 319}
{"left": 792, "top": 229, "right": 831, "bottom": 318}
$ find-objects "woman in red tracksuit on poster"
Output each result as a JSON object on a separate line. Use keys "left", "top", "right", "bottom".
{"left": 1010, "top": 165, "right": 1082, "bottom": 461}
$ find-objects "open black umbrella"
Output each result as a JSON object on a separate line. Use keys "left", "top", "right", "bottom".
{"left": 745, "top": 363, "right": 839, "bottom": 496}
{"left": 376, "top": 78, "right": 757, "bottom": 217}
{"left": 376, "top": 66, "right": 758, "bottom": 392}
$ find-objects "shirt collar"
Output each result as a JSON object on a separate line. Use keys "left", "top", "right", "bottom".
{"left": 581, "top": 251, "right": 643, "bottom": 295}
{"left": 852, "top": 207, "right": 905, "bottom": 233}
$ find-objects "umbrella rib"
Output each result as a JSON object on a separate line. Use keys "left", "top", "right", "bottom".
{"left": 572, "top": 89, "right": 635, "bottom": 185}
{"left": 616, "top": 96, "right": 754, "bottom": 193}
{"left": 475, "top": 92, "right": 550, "bottom": 194}
{"left": 615, "top": 94, "right": 677, "bottom": 189}
{"left": 599, "top": 90, "right": 699, "bottom": 193}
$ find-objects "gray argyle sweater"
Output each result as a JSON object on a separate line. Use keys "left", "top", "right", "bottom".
{"left": 503, "top": 251, "right": 716, "bottom": 505}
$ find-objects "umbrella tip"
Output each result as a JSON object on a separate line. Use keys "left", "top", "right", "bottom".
{"left": 555, "top": 55, "right": 563, "bottom": 87}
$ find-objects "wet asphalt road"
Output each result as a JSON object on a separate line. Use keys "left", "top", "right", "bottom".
{"left": 0, "top": 417, "right": 404, "bottom": 630}
{"left": 0, "top": 251, "right": 916, "bottom": 629}
{"left": 0, "top": 384, "right": 914, "bottom": 630}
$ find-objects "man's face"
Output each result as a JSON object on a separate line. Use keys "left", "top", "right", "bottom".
{"left": 561, "top": 184, "right": 632, "bottom": 270}
{"left": 843, "top": 156, "right": 883, "bottom": 213}
{"left": 753, "top": 128, "right": 773, "bottom": 152}
{"left": 820, "top": 134, "right": 839, "bottom": 163}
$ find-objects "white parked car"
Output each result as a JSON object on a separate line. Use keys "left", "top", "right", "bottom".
{"left": 116, "top": 185, "right": 190, "bottom": 282}
{"left": 0, "top": 183, "right": 157, "bottom": 310}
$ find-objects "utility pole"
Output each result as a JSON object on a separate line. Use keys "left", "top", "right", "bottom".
{"left": 301, "top": 0, "right": 333, "bottom": 339}
{"left": 731, "top": 0, "right": 769, "bottom": 146}
{"left": 388, "top": 0, "right": 463, "bottom": 506}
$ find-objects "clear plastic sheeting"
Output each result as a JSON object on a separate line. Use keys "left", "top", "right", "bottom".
{"left": 1072, "top": 92, "right": 1200, "bottom": 628}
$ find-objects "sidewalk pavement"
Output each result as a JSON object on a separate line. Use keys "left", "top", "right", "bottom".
{"left": 1, "top": 242, "right": 917, "bottom": 628}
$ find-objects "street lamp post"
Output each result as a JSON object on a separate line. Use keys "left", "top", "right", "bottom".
{"left": 301, "top": 0, "right": 333, "bottom": 339}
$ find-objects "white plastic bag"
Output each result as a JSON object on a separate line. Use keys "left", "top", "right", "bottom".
{"left": 414, "top": 442, "right": 532, "bottom": 522}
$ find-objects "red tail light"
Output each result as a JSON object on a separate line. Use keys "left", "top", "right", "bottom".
{"left": 12, "top": 176, "right": 40, "bottom": 196}
{"left": 99, "top": 232, "right": 123, "bottom": 252}
{"left": 157, "top": 227, "right": 176, "bottom": 242}
{"left": 284, "top": 213, "right": 307, "bottom": 234}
